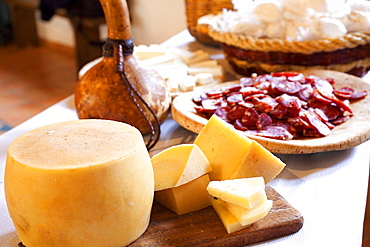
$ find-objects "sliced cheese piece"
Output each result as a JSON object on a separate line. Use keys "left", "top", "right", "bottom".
{"left": 187, "top": 66, "right": 224, "bottom": 77}
{"left": 152, "top": 62, "right": 188, "bottom": 80}
{"left": 141, "top": 53, "right": 177, "bottom": 66}
{"left": 207, "top": 177, "right": 265, "bottom": 209}
{"left": 211, "top": 197, "right": 246, "bottom": 234}
{"left": 194, "top": 114, "right": 285, "bottom": 182}
{"left": 151, "top": 144, "right": 211, "bottom": 191}
{"left": 189, "top": 60, "right": 219, "bottom": 68}
{"left": 169, "top": 47, "right": 210, "bottom": 65}
{"left": 225, "top": 195, "right": 273, "bottom": 226}
{"left": 4, "top": 119, "right": 154, "bottom": 247}
{"left": 155, "top": 174, "right": 211, "bottom": 215}
{"left": 134, "top": 44, "right": 167, "bottom": 60}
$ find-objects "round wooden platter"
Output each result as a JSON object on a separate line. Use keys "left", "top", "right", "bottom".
{"left": 171, "top": 69, "right": 370, "bottom": 154}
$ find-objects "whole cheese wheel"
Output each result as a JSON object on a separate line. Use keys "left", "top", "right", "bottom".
{"left": 5, "top": 119, "right": 154, "bottom": 247}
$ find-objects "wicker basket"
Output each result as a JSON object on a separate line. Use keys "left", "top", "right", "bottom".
{"left": 208, "top": 27, "right": 370, "bottom": 77}
{"left": 184, "top": 0, "right": 233, "bottom": 46}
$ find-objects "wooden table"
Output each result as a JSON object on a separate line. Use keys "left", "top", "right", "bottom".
{"left": 0, "top": 30, "right": 369, "bottom": 246}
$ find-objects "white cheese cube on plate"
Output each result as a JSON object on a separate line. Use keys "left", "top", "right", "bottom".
{"left": 178, "top": 75, "right": 197, "bottom": 92}
{"left": 195, "top": 73, "right": 215, "bottom": 85}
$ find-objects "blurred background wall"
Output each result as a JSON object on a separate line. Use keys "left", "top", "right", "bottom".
{"left": 35, "top": 0, "right": 187, "bottom": 47}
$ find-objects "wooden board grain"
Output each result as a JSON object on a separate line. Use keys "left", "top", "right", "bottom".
{"left": 129, "top": 186, "right": 303, "bottom": 246}
{"left": 171, "top": 69, "right": 370, "bottom": 154}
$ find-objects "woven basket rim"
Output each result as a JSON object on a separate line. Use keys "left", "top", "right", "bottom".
{"left": 208, "top": 27, "right": 370, "bottom": 54}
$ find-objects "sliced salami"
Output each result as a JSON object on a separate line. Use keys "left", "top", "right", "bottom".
{"left": 193, "top": 72, "right": 368, "bottom": 140}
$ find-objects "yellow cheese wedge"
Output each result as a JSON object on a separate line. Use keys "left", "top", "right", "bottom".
{"left": 194, "top": 114, "right": 253, "bottom": 180}
{"left": 5, "top": 119, "right": 154, "bottom": 247}
{"left": 225, "top": 195, "right": 273, "bottom": 226}
{"left": 207, "top": 177, "right": 265, "bottom": 209}
{"left": 194, "top": 114, "right": 285, "bottom": 182}
{"left": 230, "top": 140, "right": 286, "bottom": 182}
{"left": 155, "top": 174, "right": 211, "bottom": 215}
{"left": 151, "top": 144, "right": 211, "bottom": 191}
{"left": 210, "top": 197, "right": 247, "bottom": 234}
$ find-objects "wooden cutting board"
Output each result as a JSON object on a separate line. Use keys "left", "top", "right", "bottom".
{"left": 129, "top": 186, "right": 303, "bottom": 246}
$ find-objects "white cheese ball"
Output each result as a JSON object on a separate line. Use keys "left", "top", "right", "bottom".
{"left": 230, "top": 17, "right": 266, "bottom": 37}
{"left": 349, "top": 0, "right": 370, "bottom": 12}
{"left": 264, "top": 20, "right": 286, "bottom": 39}
{"left": 314, "top": 17, "right": 347, "bottom": 39}
{"left": 285, "top": 21, "right": 314, "bottom": 41}
{"left": 306, "top": 0, "right": 329, "bottom": 12}
{"left": 345, "top": 11, "right": 370, "bottom": 32}
{"left": 253, "top": 1, "right": 283, "bottom": 23}
{"left": 282, "top": 0, "right": 313, "bottom": 17}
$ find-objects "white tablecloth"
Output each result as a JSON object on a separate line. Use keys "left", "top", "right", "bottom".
{"left": 1, "top": 31, "right": 369, "bottom": 247}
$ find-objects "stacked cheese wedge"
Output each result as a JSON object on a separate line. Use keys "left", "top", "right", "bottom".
{"left": 207, "top": 177, "right": 273, "bottom": 234}
{"left": 151, "top": 114, "right": 285, "bottom": 233}
{"left": 151, "top": 144, "right": 212, "bottom": 215}
{"left": 134, "top": 45, "right": 224, "bottom": 93}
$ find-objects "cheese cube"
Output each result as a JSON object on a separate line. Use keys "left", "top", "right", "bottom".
{"left": 195, "top": 73, "right": 215, "bottom": 85}
{"left": 167, "top": 78, "right": 179, "bottom": 92}
{"left": 225, "top": 195, "right": 273, "bottom": 226}
{"left": 194, "top": 115, "right": 285, "bottom": 183}
{"left": 151, "top": 144, "right": 211, "bottom": 191}
{"left": 210, "top": 197, "right": 246, "bottom": 234}
{"left": 207, "top": 177, "right": 265, "bottom": 209}
{"left": 155, "top": 174, "right": 211, "bottom": 215}
{"left": 178, "top": 75, "right": 197, "bottom": 92}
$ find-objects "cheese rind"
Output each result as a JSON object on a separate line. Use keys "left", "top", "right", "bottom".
{"left": 5, "top": 119, "right": 154, "bottom": 247}
{"left": 151, "top": 144, "right": 211, "bottom": 191}
{"left": 207, "top": 177, "right": 265, "bottom": 209}
{"left": 194, "top": 114, "right": 285, "bottom": 183}
{"left": 155, "top": 174, "right": 212, "bottom": 215}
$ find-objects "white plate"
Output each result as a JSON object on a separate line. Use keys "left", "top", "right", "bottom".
{"left": 171, "top": 70, "right": 370, "bottom": 154}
